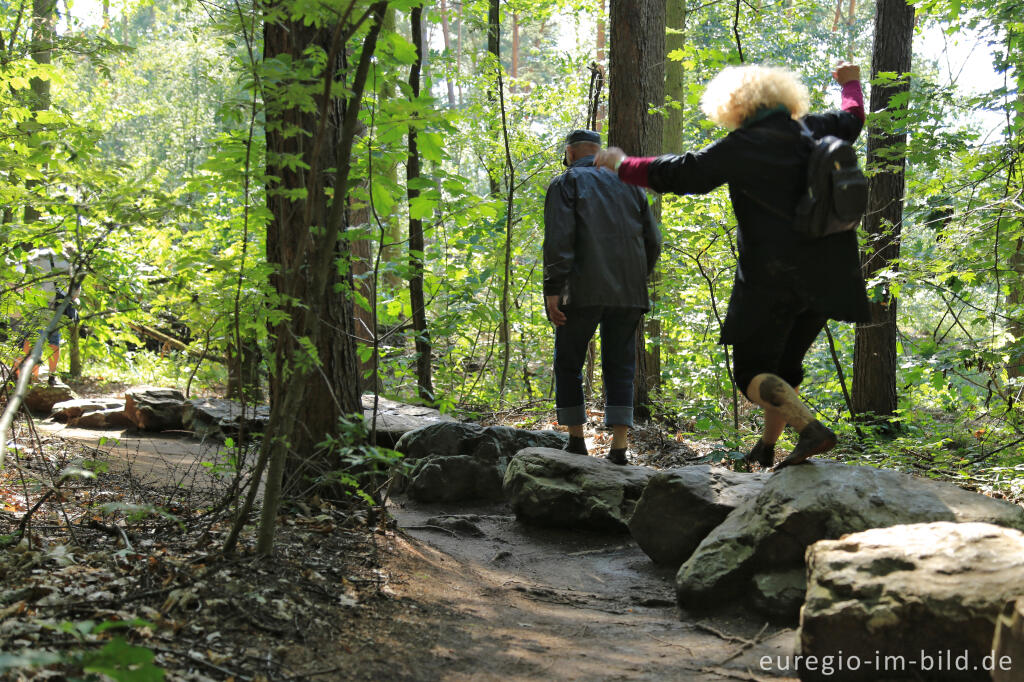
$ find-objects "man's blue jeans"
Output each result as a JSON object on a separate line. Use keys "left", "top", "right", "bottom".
{"left": 554, "top": 306, "right": 643, "bottom": 428}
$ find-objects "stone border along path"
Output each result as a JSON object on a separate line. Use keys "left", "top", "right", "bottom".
{"left": 28, "top": 399, "right": 803, "bottom": 680}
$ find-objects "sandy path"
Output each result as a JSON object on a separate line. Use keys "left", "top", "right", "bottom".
{"left": 389, "top": 498, "right": 800, "bottom": 681}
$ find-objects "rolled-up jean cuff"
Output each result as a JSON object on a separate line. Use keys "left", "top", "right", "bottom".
{"left": 604, "top": 405, "right": 633, "bottom": 427}
{"left": 557, "top": 404, "right": 586, "bottom": 426}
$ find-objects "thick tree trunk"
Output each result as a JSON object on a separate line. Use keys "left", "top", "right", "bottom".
{"left": 851, "top": 0, "right": 914, "bottom": 420}
{"left": 608, "top": 0, "right": 665, "bottom": 422}
{"left": 257, "top": 2, "right": 387, "bottom": 554}
{"left": 408, "top": 5, "right": 433, "bottom": 403}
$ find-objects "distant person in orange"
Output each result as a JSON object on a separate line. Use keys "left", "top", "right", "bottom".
{"left": 13, "top": 248, "right": 79, "bottom": 386}
{"left": 595, "top": 63, "right": 870, "bottom": 470}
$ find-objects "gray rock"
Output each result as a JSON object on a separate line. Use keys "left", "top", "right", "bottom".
{"left": 503, "top": 447, "right": 656, "bottom": 531}
{"left": 24, "top": 383, "right": 77, "bottom": 414}
{"left": 676, "top": 461, "right": 1024, "bottom": 612}
{"left": 362, "top": 395, "right": 455, "bottom": 447}
{"left": 184, "top": 398, "right": 269, "bottom": 441}
{"left": 124, "top": 387, "right": 186, "bottom": 431}
{"left": 628, "top": 465, "right": 768, "bottom": 567}
{"left": 751, "top": 569, "right": 806, "bottom": 622}
{"left": 407, "top": 455, "right": 504, "bottom": 502}
{"left": 396, "top": 422, "right": 499, "bottom": 461}
{"left": 800, "top": 522, "right": 1024, "bottom": 681}
{"left": 74, "top": 407, "right": 134, "bottom": 429}
{"left": 486, "top": 425, "right": 568, "bottom": 453}
{"left": 423, "top": 515, "right": 485, "bottom": 537}
{"left": 51, "top": 398, "right": 124, "bottom": 421}
{"left": 395, "top": 422, "right": 567, "bottom": 503}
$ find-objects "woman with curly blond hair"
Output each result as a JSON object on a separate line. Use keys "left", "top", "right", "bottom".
{"left": 596, "top": 62, "right": 870, "bottom": 470}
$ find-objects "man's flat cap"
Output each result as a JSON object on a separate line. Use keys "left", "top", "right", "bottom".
{"left": 565, "top": 129, "right": 601, "bottom": 145}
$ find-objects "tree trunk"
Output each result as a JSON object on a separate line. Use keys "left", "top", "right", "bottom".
{"left": 68, "top": 320, "right": 81, "bottom": 380}
{"left": 26, "top": 0, "right": 55, "bottom": 225}
{"left": 1007, "top": 236, "right": 1024, "bottom": 380}
{"left": 256, "top": 2, "right": 387, "bottom": 555}
{"left": 439, "top": 0, "right": 456, "bottom": 107}
{"left": 408, "top": 5, "right": 433, "bottom": 403}
{"left": 608, "top": 0, "right": 665, "bottom": 422}
{"left": 511, "top": 13, "right": 520, "bottom": 82}
{"left": 851, "top": 0, "right": 914, "bottom": 421}
{"left": 664, "top": 0, "right": 686, "bottom": 155}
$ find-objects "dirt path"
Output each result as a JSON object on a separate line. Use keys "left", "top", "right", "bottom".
{"left": 37, "top": 418, "right": 799, "bottom": 681}
{"left": 388, "top": 498, "right": 798, "bottom": 681}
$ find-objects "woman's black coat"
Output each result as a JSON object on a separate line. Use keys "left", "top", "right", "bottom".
{"left": 648, "top": 110, "right": 871, "bottom": 344}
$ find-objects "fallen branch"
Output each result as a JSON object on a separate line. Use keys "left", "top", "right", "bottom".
{"left": 128, "top": 323, "right": 227, "bottom": 365}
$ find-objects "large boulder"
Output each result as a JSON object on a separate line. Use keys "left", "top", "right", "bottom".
{"left": 184, "top": 398, "right": 270, "bottom": 441}
{"left": 123, "top": 387, "right": 186, "bottom": 431}
{"left": 395, "top": 422, "right": 567, "bottom": 503}
{"left": 675, "top": 461, "right": 1024, "bottom": 613}
{"left": 800, "top": 522, "right": 1024, "bottom": 681}
{"left": 23, "top": 382, "right": 77, "bottom": 414}
{"left": 628, "top": 466, "right": 768, "bottom": 567}
{"left": 503, "top": 447, "right": 656, "bottom": 531}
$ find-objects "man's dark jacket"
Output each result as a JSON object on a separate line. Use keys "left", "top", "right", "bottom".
{"left": 645, "top": 110, "right": 871, "bottom": 344}
{"left": 544, "top": 155, "right": 662, "bottom": 310}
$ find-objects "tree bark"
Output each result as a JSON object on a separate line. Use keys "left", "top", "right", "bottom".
{"left": 663, "top": 0, "right": 686, "bottom": 155}
{"left": 608, "top": 0, "right": 665, "bottom": 422}
{"left": 408, "top": 5, "right": 433, "bottom": 403}
{"left": 439, "top": 0, "right": 456, "bottom": 107}
{"left": 851, "top": 0, "right": 914, "bottom": 421}
{"left": 257, "top": 2, "right": 387, "bottom": 555}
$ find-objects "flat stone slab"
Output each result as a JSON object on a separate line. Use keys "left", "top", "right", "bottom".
{"left": 184, "top": 398, "right": 270, "bottom": 441}
{"left": 362, "top": 395, "right": 454, "bottom": 447}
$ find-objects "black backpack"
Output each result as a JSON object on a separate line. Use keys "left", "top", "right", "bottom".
{"left": 791, "top": 118, "right": 868, "bottom": 239}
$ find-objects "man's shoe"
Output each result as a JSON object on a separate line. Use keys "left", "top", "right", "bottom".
{"left": 773, "top": 420, "right": 836, "bottom": 471}
{"left": 744, "top": 439, "right": 775, "bottom": 469}
{"left": 47, "top": 375, "right": 56, "bottom": 387}
{"left": 565, "top": 436, "right": 588, "bottom": 455}
{"left": 607, "top": 448, "right": 628, "bottom": 465}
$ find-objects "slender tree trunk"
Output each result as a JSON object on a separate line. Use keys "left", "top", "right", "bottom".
{"left": 26, "top": 0, "right": 55, "bottom": 226}
{"left": 408, "top": 5, "right": 433, "bottom": 403}
{"left": 1007, "top": 236, "right": 1024, "bottom": 380}
{"left": 851, "top": 0, "right": 914, "bottom": 420}
{"left": 68, "top": 321, "right": 81, "bottom": 379}
{"left": 595, "top": 0, "right": 607, "bottom": 129}
{"left": 608, "top": 0, "right": 665, "bottom": 422}
{"left": 439, "top": 0, "right": 456, "bottom": 107}
{"left": 511, "top": 13, "right": 520, "bottom": 82}
{"left": 257, "top": 2, "right": 387, "bottom": 555}
{"left": 664, "top": 0, "right": 686, "bottom": 155}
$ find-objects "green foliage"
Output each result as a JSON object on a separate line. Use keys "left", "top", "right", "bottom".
{"left": 1, "top": 621, "right": 164, "bottom": 681}
{"left": 315, "top": 414, "right": 409, "bottom": 503}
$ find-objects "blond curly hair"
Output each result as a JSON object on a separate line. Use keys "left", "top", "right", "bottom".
{"left": 700, "top": 65, "right": 810, "bottom": 130}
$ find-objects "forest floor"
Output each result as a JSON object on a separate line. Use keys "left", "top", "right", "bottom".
{"left": 2, "top": 384, "right": 805, "bottom": 681}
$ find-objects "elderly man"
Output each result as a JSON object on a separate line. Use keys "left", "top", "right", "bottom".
{"left": 544, "top": 129, "right": 662, "bottom": 464}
